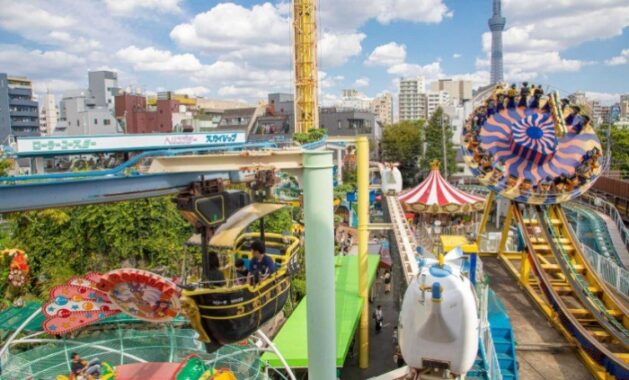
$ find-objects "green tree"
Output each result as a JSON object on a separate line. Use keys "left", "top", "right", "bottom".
{"left": 250, "top": 207, "right": 293, "bottom": 234}
{"left": 0, "top": 159, "right": 12, "bottom": 177}
{"left": 381, "top": 119, "right": 424, "bottom": 186}
{"left": 8, "top": 197, "right": 193, "bottom": 300}
{"left": 597, "top": 124, "right": 629, "bottom": 173}
{"left": 421, "top": 107, "right": 457, "bottom": 177}
{"left": 292, "top": 128, "right": 327, "bottom": 144}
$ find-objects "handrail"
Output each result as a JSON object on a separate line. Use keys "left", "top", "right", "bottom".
{"left": 0, "top": 141, "right": 278, "bottom": 183}
{"left": 581, "top": 243, "right": 629, "bottom": 300}
{"left": 577, "top": 194, "right": 629, "bottom": 252}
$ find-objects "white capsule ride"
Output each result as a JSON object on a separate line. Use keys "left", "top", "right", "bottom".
{"left": 399, "top": 248, "right": 479, "bottom": 376}
{"left": 382, "top": 164, "right": 403, "bottom": 194}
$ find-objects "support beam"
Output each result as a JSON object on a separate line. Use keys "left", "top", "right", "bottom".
{"left": 303, "top": 151, "right": 336, "bottom": 380}
{"left": 356, "top": 136, "right": 370, "bottom": 368}
{"left": 476, "top": 191, "right": 495, "bottom": 249}
{"left": 498, "top": 202, "right": 514, "bottom": 257}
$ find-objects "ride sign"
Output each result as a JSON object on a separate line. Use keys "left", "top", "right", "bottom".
{"left": 15, "top": 132, "right": 247, "bottom": 156}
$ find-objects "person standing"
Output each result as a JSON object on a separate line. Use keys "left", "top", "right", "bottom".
{"left": 384, "top": 271, "right": 392, "bottom": 294}
{"left": 373, "top": 305, "right": 384, "bottom": 333}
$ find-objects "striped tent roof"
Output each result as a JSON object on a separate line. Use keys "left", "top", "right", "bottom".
{"left": 399, "top": 161, "right": 485, "bottom": 214}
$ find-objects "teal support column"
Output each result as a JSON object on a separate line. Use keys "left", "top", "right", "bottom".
{"left": 303, "top": 151, "right": 336, "bottom": 379}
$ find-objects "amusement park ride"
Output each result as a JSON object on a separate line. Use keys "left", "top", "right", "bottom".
{"left": 0, "top": 0, "right": 628, "bottom": 379}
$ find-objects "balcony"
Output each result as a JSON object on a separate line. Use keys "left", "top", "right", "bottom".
{"left": 8, "top": 88, "right": 32, "bottom": 97}
{"left": 9, "top": 98, "right": 37, "bottom": 107}
{"left": 11, "top": 120, "right": 39, "bottom": 128}
{"left": 10, "top": 109, "right": 38, "bottom": 117}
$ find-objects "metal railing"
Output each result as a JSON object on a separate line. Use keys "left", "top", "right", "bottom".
{"left": 577, "top": 194, "right": 629, "bottom": 251}
{"left": 476, "top": 281, "right": 503, "bottom": 380}
{"left": 581, "top": 244, "right": 629, "bottom": 299}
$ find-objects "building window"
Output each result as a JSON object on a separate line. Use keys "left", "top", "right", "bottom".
{"left": 338, "top": 120, "right": 342, "bottom": 129}
{"left": 94, "top": 118, "right": 98, "bottom": 124}
{"left": 76, "top": 120, "right": 80, "bottom": 126}
{"left": 104, "top": 119, "right": 111, "bottom": 125}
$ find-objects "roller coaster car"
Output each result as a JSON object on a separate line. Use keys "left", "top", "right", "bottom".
{"left": 181, "top": 203, "right": 300, "bottom": 347}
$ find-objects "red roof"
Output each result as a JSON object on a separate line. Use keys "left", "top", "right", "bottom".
{"left": 399, "top": 162, "right": 485, "bottom": 213}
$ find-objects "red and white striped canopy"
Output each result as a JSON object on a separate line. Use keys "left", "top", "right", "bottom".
{"left": 399, "top": 162, "right": 485, "bottom": 214}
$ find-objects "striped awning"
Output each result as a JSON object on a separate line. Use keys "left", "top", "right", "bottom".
{"left": 399, "top": 161, "right": 485, "bottom": 214}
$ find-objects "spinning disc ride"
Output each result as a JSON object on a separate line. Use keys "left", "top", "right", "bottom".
{"left": 462, "top": 83, "right": 602, "bottom": 204}
{"left": 467, "top": 83, "right": 628, "bottom": 380}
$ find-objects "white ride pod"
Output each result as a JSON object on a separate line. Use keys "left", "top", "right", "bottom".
{"left": 399, "top": 255, "right": 479, "bottom": 376}
{"left": 382, "top": 164, "right": 403, "bottom": 194}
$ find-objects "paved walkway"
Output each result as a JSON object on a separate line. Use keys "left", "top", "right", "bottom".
{"left": 596, "top": 211, "right": 629, "bottom": 268}
{"left": 340, "top": 279, "right": 399, "bottom": 379}
{"left": 483, "top": 257, "right": 593, "bottom": 380}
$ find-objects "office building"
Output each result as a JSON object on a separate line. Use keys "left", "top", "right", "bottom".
{"left": 39, "top": 91, "right": 58, "bottom": 135}
{"left": 115, "top": 93, "right": 177, "bottom": 134}
{"left": 0, "top": 73, "right": 40, "bottom": 141}
{"left": 88, "top": 71, "right": 119, "bottom": 112}
{"left": 620, "top": 94, "right": 629, "bottom": 121}
{"left": 426, "top": 91, "right": 451, "bottom": 120}
{"left": 370, "top": 93, "right": 393, "bottom": 125}
{"left": 59, "top": 89, "right": 118, "bottom": 135}
{"left": 430, "top": 79, "right": 472, "bottom": 104}
{"left": 398, "top": 77, "right": 427, "bottom": 121}
{"left": 340, "top": 89, "right": 371, "bottom": 111}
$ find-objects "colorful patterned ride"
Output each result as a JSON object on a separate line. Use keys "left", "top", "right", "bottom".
{"left": 461, "top": 82, "right": 603, "bottom": 204}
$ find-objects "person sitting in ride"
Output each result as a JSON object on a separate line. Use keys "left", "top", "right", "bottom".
{"left": 248, "top": 239, "right": 276, "bottom": 284}
{"left": 507, "top": 84, "right": 518, "bottom": 108}
{"left": 69, "top": 353, "right": 101, "bottom": 380}
{"left": 234, "top": 258, "right": 249, "bottom": 285}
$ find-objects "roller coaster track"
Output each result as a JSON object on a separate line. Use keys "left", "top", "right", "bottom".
{"left": 385, "top": 194, "right": 419, "bottom": 286}
{"left": 512, "top": 204, "right": 629, "bottom": 379}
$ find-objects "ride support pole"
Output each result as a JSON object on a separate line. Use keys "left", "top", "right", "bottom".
{"left": 356, "top": 136, "right": 370, "bottom": 368}
{"left": 476, "top": 191, "right": 495, "bottom": 252}
{"left": 303, "top": 151, "right": 336, "bottom": 380}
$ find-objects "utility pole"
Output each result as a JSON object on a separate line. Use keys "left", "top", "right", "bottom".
{"left": 441, "top": 110, "right": 448, "bottom": 178}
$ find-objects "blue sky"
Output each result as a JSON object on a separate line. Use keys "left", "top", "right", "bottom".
{"left": 0, "top": 0, "right": 627, "bottom": 105}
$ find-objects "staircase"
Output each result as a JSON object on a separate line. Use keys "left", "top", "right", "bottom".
{"left": 467, "top": 340, "right": 489, "bottom": 379}
{"left": 488, "top": 289, "right": 518, "bottom": 380}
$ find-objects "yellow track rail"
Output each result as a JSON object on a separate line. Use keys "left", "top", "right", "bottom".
{"left": 501, "top": 204, "right": 629, "bottom": 379}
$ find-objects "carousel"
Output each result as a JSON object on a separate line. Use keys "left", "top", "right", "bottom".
{"left": 398, "top": 161, "right": 486, "bottom": 251}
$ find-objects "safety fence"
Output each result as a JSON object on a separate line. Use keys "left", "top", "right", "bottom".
{"left": 581, "top": 244, "right": 629, "bottom": 299}
{"left": 476, "top": 278, "right": 503, "bottom": 380}
{"left": 578, "top": 194, "right": 629, "bottom": 252}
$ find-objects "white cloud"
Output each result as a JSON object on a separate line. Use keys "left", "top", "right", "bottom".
{"left": 170, "top": 3, "right": 289, "bottom": 51}
{"left": 116, "top": 46, "right": 202, "bottom": 72}
{"left": 0, "top": 45, "right": 85, "bottom": 76}
{"left": 319, "top": 32, "right": 365, "bottom": 67}
{"left": 605, "top": 49, "right": 629, "bottom": 65}
{"left": 354, "top": 77, "right": 370, "bottom": 87}
{"left": 584, "top": 91, "right": 621, "bottom": 106}
{"left": 104, "top": 0, "right": 183, "bottom": 15}
{"left": 319, "top": 71, "right": 345, "bottom": 89}
{"left": 388, "top": 61, "right": 443, "bottom": 81}
{"left": 477, "top": 1, "right": 629, "bottom": 82}
{"left": 365, "top": 42, "right": 407, "bottom": 66}
{"left": 32, "top": 79, "right": 82, "bottom": 94}
{"left": 175, "top": 87, "right": 211, "bottom": 97}
{"left": 318, "top": 0, "right": 451, "bottom": 32}
{"left": 0, "top": 1, "right": 75, "bottom": 34}
{"left": 452, "top": 53, "right": 462, "bottom": 59}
